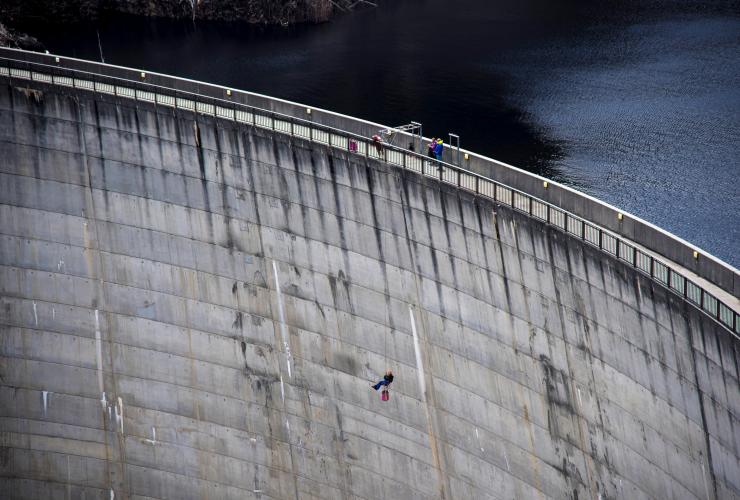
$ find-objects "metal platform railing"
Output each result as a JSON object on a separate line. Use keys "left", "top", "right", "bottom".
{"left": 0, "top": 52, "right": 737, "bottom": 338}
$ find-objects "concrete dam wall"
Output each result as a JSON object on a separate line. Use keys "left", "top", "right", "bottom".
{"left": 0, "top": 73, "right": 738, "bottom": 500}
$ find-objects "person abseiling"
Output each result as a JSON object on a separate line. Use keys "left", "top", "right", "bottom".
{"left": 372, "top": 370, "right": 394, "bottom": 391}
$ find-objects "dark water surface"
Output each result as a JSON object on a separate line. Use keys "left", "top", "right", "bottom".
{"left": 33, "top": 0, "right": 740, "bottom": 267}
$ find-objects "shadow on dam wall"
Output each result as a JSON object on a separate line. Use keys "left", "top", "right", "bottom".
{"left": 0, "top": 82, "right": 737, "bottom": 500}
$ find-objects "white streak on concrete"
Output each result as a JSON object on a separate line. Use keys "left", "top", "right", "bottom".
{"left": 66, "top": 455, "right": 71, "bottom": 500}
{"left": 110, "top": 489, "right": 114, "bottom": 500}
{"left": 94, "top": 309, "right": 104, "bottom": 394}
{"left": 57, "top": 258, "right": 64, "bottom": 271}
{"left": 279, "top": 374, "right": 286, "bottom": 404}
{"left": 504, "top": 451, "right": 511, "bottom": 472}
{"left": 701, "top": 462, "right": 710, "bottom": 500}
{"left": 52, "top": 307, "right": 55, "bottom": 320}
{"left": 42, "top": 391, "right": 49, "bottom": 415}
{"left": 146, "top": 426, "right": 157, "bottom": 445}
{"left": 272, "top": 260, "right": 292, "bottom": 378}
{"left": 475, "top": 427, "right": 483, "bottom": 452}
{"left": 100, "top": 391, "right": 107, "bottom": 408}
{"left": 115, "top": 397, "right": 124, "bottom": 434}
{"left": 32, "top": 301, "right": 38, "bottom": 326}
{"left": 577, "top": 388, "right": 583, "bottom": 408}
{"left": 409, "top": 306, "right": 426, "bottom": 400}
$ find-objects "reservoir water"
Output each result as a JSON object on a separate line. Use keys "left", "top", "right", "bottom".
{"left": 33, "top": 0, "right": 740, "bottom": 267}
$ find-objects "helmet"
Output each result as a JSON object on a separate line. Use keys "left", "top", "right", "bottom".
{"left": 436, "top": 139, "right": 443, "bottom": 144}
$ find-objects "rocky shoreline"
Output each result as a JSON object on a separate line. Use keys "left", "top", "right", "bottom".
{"left": 0, "top": 22, "right": 42, "bottom": 50}
{"left": 0, "top": 0, "right": 338, "bottom": 48}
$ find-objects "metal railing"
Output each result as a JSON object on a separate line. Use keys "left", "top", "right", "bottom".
{"left": 0, "top": 54, "right": 737, "bottom": 338}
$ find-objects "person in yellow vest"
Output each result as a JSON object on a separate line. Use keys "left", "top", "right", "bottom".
{"left": 433, "top": 138, "right": 444, "bottom": 160}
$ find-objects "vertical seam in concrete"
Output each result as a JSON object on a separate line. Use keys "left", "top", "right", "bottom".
{"left": 546, "top": 228, "right": 602, "bottom": 499}
{"left": 567, "top": 232, "right": 611, "bottom": 500}
{"left": 396, "top": 172, "right": 451, "bottom": 500}
{"left": 510, "top": 215, "right": 550, "bottom": 500}
{"left": 685, "top": 312, "right": 719, "bottom": 500}
{"left": 237, "top": 126, "right": 281, "bottom": 498}
{"left": 77, "top": 95, "right": 128, "bottom": 498}
{"left": 260, "top": 131, "right": 300, "bottom": 500}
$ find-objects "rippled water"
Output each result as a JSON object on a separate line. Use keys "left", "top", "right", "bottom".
{"left": 34, "top": 0, "right": 740, "bottom": 266}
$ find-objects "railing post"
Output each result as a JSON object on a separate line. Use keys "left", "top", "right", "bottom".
{"left": 475, "top": 176, "right": 479, "bottom": 196}
{"left": 616, "top": 239, "right": 620, "bottom": 259}
{"left": 598, "top": 230, "right": 603, "bottom": 249}
{"left": 546, "top": 204, "right": 550, "bottom": 224}
{"left": 528, "top": 197, "right": 533, "bottom": 215}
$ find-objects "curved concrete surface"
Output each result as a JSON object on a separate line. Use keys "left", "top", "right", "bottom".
{"left": 0, "top": 80, "right": 738, "bottom": 500}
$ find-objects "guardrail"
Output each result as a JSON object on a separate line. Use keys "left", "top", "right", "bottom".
{"left": 0, "top": 52, "right": 737, "bottom": 338}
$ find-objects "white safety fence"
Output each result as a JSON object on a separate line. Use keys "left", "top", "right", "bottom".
{"left": 1, "top": 56, "right": 737, "bottom": 338}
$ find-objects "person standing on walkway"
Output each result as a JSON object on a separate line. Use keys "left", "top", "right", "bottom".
{"left": 434, "top": 138, "right": 444, "bottom": 161}
{"left": 427, "top": 137, "right": 437, "bottom": 159}
{"left": 372, "top": 134, "right": 384, "bottom": 156}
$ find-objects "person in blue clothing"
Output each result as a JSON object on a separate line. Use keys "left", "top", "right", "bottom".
{"left": 371, "top": 370, "right": 394, "bottom": 391}
{"left": 433, "top": 138, "right": 444, "bottom": 160}
{"left": 427, "top": 138, "right": 437, "bottom": 159}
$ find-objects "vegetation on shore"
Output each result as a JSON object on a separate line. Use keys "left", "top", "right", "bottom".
{"left": 0, "top": 0, "right": 340, "bottom": 48}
